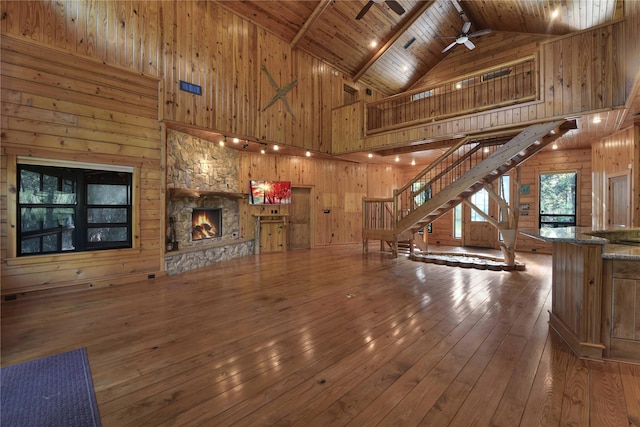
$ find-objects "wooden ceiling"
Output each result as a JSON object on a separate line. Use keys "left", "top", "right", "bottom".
{"left": 218, "top": 0, "right": 622, "bottom": 96}
{"left": 213, "top": 0, "right": 635, "bottom": 165}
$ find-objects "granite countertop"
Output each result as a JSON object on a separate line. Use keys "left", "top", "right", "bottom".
{"left": 520, "top": 227, "right": 640, "bottom": 260}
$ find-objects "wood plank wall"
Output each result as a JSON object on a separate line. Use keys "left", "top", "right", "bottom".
{"left": 407, "top": 148, "right": 593, "bottom": 255}
{"left": 0, "top": 0, "right": 374, "bottom": 154}
{"left": 0, "top": 34, "right": 162, "bottom": 295}
{"left": 592, "top": 125, "right": 639, "bottom": 228}
{"left": 238, "top": 154, "right": 402, "bottom": 246}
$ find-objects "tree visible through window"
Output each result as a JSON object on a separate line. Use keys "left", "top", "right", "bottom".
{"left": 539, "top": 171, "right": 577, "bottom": 228}
{"left": 18, "top": 163, "right": 133, "bottom": 256}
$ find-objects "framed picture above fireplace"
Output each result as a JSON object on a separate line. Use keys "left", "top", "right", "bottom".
{"left": 192, "top": 208, "right": 222, "bottom": 241}
{"left": 249, "top": 180, "right": 291, "bottom": 205}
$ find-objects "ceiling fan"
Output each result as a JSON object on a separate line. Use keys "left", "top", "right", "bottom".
{"left": 437, "top": 0, "right": 491, "bottom": 53}
{"left": 356, "top": 0, "right": 405, "bottom": 20}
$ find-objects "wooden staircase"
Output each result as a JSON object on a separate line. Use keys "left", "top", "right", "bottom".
{"left": 362, "top": 119, "right": 576, "bottom": 256}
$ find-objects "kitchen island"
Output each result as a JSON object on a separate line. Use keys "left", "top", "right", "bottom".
{"left": 521, "top": 227, "right": 640, "bottom": 362}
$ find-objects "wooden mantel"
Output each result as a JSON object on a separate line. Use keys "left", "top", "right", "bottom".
{"left": 168, "top": 188, "right": 248, "bottom": 200}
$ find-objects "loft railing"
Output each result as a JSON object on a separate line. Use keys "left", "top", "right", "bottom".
{"left": 366, "top": 56, "right": 538, "bottom": 134}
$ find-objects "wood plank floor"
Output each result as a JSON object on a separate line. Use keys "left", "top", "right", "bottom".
{"left": 2, "top": 245, "right": 639, "bottom": 426}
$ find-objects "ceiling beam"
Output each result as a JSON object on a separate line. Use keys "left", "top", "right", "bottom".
{"left": 377, "top": 138, "right": 463, "bottom": 156}
{"left": 291, "top": 0, "right": 333, "bottom": 50}
{"left": 353, "top": 0, "right": 436, "bottom": 82}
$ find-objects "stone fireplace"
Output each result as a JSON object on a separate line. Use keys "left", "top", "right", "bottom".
{"left": 164, "top": 129, "right": 253, "bottom": 275}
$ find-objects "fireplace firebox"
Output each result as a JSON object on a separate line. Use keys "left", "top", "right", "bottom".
{"left": 192, "top": 208, "right": 222, "bottom": 241}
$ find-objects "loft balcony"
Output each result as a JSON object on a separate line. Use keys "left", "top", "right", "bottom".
{"left": 366, "top": 57, "right": 538, "bottom": 135}
{"left": 331, "top": 20, "right": 630, "bottom": 158}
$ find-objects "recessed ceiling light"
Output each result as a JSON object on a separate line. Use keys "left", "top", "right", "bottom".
{"left": 395, "top": 156, "right": 400, "bottom": 162}
{"left": 370, "top": 40, "right": 377, "bottom": 48}
{"left": 411, "top": 159, "right": 416, "bottom": 166}
{"left": 593, "top": 116, "right": 601, "bottom": 124}
{"left": 455, "top": 82, "right": 462, "bottom": 90}
{"left": 273, "top": 144, "right": 279, "bottom": 151}
{"left": 232, "top": 137, "right": 239, "bottom": 143}
{"left": 368, "top": 153, "right": 373, "bottom": 158}
{"left": 552, "top": 143, "right": 558, "bottom": 150}
{"left": 402, "top": 65, "right": 408, "bottom": 72}
{"left": 551, "top": 8, "right": 560, "bottom": 19}
{"left": 305, "top": 151, "right": 311, "bottom": 157}
{"left": 219, "top": 140, "right": 225, "bottom": 147}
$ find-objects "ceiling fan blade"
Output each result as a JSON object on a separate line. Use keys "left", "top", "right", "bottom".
{"left": 442, "top": 41, "right": 458, "bottom": 53}
{"left": 435, "top": 35, "right": 457, "bottom": 39}
{"left": 356, "top": 0, "right": 375, "bottom": 20}
{"left": 385, "top": 0, "right": 406, "bottom": 16}
{"left": 462, "top": 21, "right": 471, "bottom": 34}
{"left": 464, "top": 39, "right": 476, "bottom": 50}
{"left": 468, "top": 28, "right": 491, "bottom": 37}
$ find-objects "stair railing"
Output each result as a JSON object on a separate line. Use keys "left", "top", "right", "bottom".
{"left": 394, "top": 136, "right": 508, "bottom": 223}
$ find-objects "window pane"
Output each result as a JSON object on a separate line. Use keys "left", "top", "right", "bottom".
{"left": 87, "top": 184, "right": 129, "bottom": 205}
{"left": 19, "top": 170, "right": 40, "bottom": 203}
{"left": 87, "top": 208, "right": 128, "bottom": 223}
{"left": 62, "top": 230, "right": 75, "bottom": 251}
{"left": 88, "top": 227, "right": 128, "bottom": 242}
{"left": 412, "top": 183, "right": 431, "bottom": 207}
{"left": 42, "top": 174, "right": 58, "bottom": 194}
{"left": 42, "top": 234, "right": 58, "bottom": 252}
{"left": 18, "top": 163, "right": 132, "bottom": 256}
{"left": 540, "top": 173, "right": 576, "bottom": 215}
{"left": 21, "top": 208, "right": 74, "bottom": 231}
{"left": 21, "top": 237, "right": 41, "bottom": 254}
{"left": 453, "top": 204, "right": 462, "bottom": 238}
{"left": 539, "top": 172, "right": 577, "bottom": 228}
{"left": 470, "top": 189, "right": 489, "bottom": 222}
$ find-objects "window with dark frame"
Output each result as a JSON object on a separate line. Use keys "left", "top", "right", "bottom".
{"left": 17, "top": 163, "right": 133, "bottom": 256}
{"left": 539, "top": 171, "right": 577, "bottom": 228}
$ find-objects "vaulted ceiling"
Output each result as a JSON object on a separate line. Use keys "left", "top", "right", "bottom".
{"left": 211, "top": 0, "right": 638, "bottom": 166}
{"left": 219, "top": 0, "right": 622, "bottom": 96}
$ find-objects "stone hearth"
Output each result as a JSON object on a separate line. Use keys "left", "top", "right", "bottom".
{"left": 164, "top": 129, "right": 253, "bottom": 275}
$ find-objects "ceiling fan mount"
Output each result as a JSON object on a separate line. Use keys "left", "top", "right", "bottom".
{"left": 437, "top": 1, "right": 491, "bottom": 53}
{"left": 356, "top": 0, "right": 405, "bottom": 20}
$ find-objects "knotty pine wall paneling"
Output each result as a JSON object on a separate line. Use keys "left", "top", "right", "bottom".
{"left": 592, "top": 126, "right": 638, "bottom": 229}
{"left": 541, "top": 22, "right": 626, "bottom": 117}
{"left": 238, "top": 153, "right": 401, "bottom": 246}
{"left": 517, "top": 148, "right": 593, "bottom": 254}
{"left": 0, "top": 34, "right": 162, "bottom": 295}
{"left": 1, "top": 1, "right": 345, "bottom": 154}
{"left": 624, "top": 0, "right": 640, "bottom": 97}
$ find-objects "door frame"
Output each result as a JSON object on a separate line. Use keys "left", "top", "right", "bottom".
{"left": 290, "top": 185, "right": 314, "bottom": 249}
{"left": 606, "top": 170, "right": 631, "bottom": 228}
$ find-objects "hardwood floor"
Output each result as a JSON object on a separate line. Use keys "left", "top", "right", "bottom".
{"left": 2, "top": 245, "right": 639, "bottom": 426}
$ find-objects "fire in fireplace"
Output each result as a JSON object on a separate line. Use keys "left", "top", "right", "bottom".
{"left": 192, "top": 208, "right": 222, "bottom": 241}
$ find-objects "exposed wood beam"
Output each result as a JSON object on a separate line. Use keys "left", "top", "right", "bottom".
{"left": 290, "top": 0, "right": 333, "bottom": 50}
{"left": 353, "top": 0, "right": 436, "bottom": 82}
{"left": 377, "top": 138, "right": 464, "bottom": 157}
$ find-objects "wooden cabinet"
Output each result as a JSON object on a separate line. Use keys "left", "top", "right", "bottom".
{"left": 548, "top": 241, "right": 605, "bottom": 358}
{"left": 254, "top": 216, "right": 288, "bottom": 254}
{"left": 602, "top": 259, "right": 640, "bottom": 361}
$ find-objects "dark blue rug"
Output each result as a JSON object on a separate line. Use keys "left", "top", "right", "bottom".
{"left": 1, "top": 348, "right": 101, "bottom": 426}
